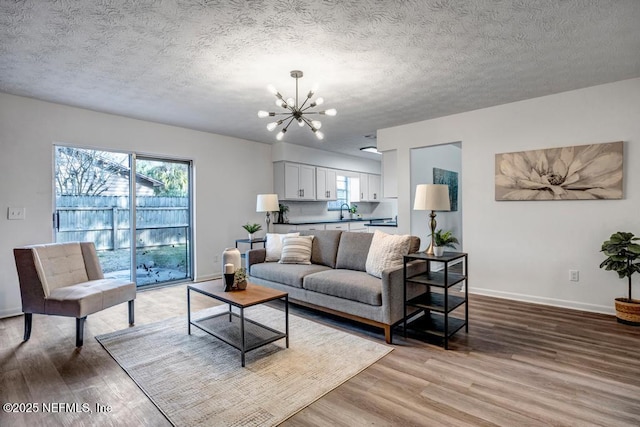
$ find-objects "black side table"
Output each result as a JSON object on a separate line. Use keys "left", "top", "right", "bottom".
{"left": 402, "top": 251, "right": 468, "bottom": 349}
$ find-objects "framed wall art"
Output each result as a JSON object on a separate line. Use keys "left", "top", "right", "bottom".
{"left": 433, "top": 167, "right": 458, "bottom": 211}
{"left": 495, "top": 141, "right": 623, "bottom": 201}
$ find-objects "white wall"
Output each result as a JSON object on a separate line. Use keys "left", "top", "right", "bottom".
{"left": 410, "top": 143, "right": 462, "bottom": 251}
{"left": 378, "top": 78, "right": 640, "bottom": 314}
{"left": 0, "top": 93, "right": 273, "bottom": 317}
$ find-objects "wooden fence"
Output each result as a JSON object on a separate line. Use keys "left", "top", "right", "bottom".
{"left": 55, "top": 196, "right": 189, "bottom": 250}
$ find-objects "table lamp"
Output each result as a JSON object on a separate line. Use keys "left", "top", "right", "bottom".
{"left": 413, "top": 184, "right": 450, "bottom": 255}
{"left": 256, "top": 194, "right": 279, "bottom": 233}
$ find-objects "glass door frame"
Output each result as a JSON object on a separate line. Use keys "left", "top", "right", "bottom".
{"left": 53, "top": 144, "right": 194, "bottom": 287}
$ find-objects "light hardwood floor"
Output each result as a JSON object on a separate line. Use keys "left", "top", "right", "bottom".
{"left": 1, "top": 283, "right": 639, "bottom": 426}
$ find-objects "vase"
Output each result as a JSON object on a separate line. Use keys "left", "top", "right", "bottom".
{"left": 222, "top": 248, "right": 241, "bottom": 274}
{"left": 433, "top": 246, "right": 445, "bottom": 257}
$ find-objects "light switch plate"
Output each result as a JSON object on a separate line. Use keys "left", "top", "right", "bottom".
{"left": 8, "top": 207, "right": 26, "bottom": 220}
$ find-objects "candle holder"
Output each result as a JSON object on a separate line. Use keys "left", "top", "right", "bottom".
{"left": 224, "top": 273, "right": 235, "bottom": 292}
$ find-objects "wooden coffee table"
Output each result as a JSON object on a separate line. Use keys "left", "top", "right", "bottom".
{"left": 187, "top": 280, "right": 288, "bottom": 367}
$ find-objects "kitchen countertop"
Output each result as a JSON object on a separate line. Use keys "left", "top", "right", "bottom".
{"left": 275, "top": 217, "right": 393, "bottom": 226}
{"left": 365, "top": 222, "right": 398, "bottom": 227}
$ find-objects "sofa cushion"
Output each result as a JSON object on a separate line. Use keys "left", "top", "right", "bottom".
{"left": 280, "top": 235, "right": 314, "bottom": 264}
{"left": 365, "top": 230, "right": 411, "bottom": 278}
{"left": 298, "top": 230, "right": 342, "bottom": 268}
{"left": 303, "top": 269, "right": 382, "bottom": 306}
{"left": 335, "top": 232, "right": 373, "bottom": 271}
{"left": 250, "top": 262, "right": 331, "bottom": 288}
{"left": 265, "top": 232, "right": 300, "bottom": 262}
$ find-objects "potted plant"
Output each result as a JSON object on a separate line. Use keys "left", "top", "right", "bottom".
{"left": 242, "top": 223, "right": 262, "bottom": 240}
{"left": 431, "top": 229, "right": 459, "bottom": 257}
{"left": 277, "top": 204, "right": 289, "bottom": 224}
{"left": 349, "top": 204, "right": 358, "bottom": 219}
{"left": 599, "top": 231, "right": 640, "bottom": 325}
{"left": 234, "top": 267, "right": 248, "bottom": 290}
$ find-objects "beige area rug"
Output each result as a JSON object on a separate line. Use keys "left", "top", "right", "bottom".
{"left": 96, "top": 305, "right": 392, "bottom": 427}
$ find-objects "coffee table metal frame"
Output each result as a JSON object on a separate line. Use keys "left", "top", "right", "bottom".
{"left": 187, "top": 281, "right": 289, "bottom": 367}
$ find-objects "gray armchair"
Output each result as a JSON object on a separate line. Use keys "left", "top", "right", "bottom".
{"left": 13, "top": 242, "right": 136, "bottom": 347}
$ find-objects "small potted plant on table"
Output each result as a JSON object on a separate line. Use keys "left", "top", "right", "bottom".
{"left": 599, "top": 231, "right": 640, "bottom": 325}
{"left": 242, "top": 223, "right": 262, "bottom": 241}
{"left": 431, "top": 229, "right": 459, "bottom": 257}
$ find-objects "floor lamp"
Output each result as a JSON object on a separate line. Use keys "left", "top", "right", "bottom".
{"left": 413, "top": 184, "right": 451, "bottom": 255}
{"left": 256, "top": 194, "right": 279, "bottom": 233}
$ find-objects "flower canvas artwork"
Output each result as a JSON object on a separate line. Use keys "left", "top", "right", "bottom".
{"left": 495, "top": 141, "right": 623, "bottom": 201}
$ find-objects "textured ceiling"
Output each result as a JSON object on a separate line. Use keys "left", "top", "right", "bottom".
{"left": 1, "top": 0, "right": 639, "bottom": 158}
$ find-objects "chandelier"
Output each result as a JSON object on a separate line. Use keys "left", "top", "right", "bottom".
{"left": 258, "top": 70, "right": 336, "bottom": 141}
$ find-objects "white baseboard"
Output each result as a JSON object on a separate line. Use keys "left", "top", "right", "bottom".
{"left": 0, "top": 306, "right": 23, "bottom": 319}
{"left": 469, "top": 287, "right": 615, "bottom": 316}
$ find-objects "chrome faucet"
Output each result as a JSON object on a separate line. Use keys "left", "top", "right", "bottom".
{"left": 339, "top": 203, "right": 350, "bottom": 220}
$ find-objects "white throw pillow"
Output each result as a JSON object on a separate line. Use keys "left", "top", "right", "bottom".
{"left": 365, "top": 230, "right": 411, "bottom": 278}
{"left": 265, "top": 232, "right": 300, "bottom": 262}
{"left": 279, "top": 235, "right": 314, "bottom": 265}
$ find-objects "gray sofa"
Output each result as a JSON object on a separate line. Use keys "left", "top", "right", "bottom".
{"left": 246, "top": 230, "right": 425, "bottom": 343}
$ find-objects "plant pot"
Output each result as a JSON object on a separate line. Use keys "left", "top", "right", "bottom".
{"left": 433, "top": 246, "right": 444, "bottom": 257}
{"left": 614, "top": 298, "right": 640, "bottom": 326}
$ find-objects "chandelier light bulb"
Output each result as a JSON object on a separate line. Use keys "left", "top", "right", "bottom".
{"left": 275, "top": 99, "right": 285, "bottom": 108}
{"left": 324, "top": 108, "right": 337, "bottom": 116}
{"left": 286, "top": 97, "right": 295, "bottom": 107}
{"left": 315, "top": 130, "right": 325, "bottom": 140}
{"left": 315, "top": 97, "right": 324, "bottom": 106}
{"left": 267, "top": 84, "right": 278, "bottom": 95}
{"left": 276, "top": 129, "right": 286, "bottom": 140}
{"left": 257, "top": 110, "right": 270, "bottom": 118}
{"left": 297, "top": 119, "right": 305, "bottom": 127}
{"left": 311, "top": 120, "right": 322, "bottom": 129}
{"left": 266, "top": 122, "right": 278, "bottom": 131}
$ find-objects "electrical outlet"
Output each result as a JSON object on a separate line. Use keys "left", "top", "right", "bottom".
{"left": 569, "top": 270, "right": 579, "bottom": 282}
{"left": 7, "top": 207, "right": 25, "bottom": 220}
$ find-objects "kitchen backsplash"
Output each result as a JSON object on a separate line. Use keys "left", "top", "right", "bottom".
{"left": 279, "top": 200, "right": 396, "bottom": 223}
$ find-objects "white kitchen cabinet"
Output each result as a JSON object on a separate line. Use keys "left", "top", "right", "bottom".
{"left": 274, "top": 162, "right": 316, "bottom": 201}
{"left": 358, "top": 173, "right": 369, "bottom": 202}
{"left": 316, "top": 167, "right": 337, "bottom": 201}
{"left": 325, "top": 223, "right": 348, "bottom": 231}
{"left": 350, "top": 173, "right": 381, "bottom": 202}
{"left": 348, "top": 221, "right": 368, "bottom": 233}
{"left": 295, "top": 224, "right": 325, "bottom": 231}
{"left": 368, "top": 174, "right": 381, "bottom": 201}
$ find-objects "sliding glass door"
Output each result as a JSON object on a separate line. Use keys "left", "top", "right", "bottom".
{"left": 135, "top": 157, "right": 192, "bottom": 286}
{"left": 54, "top": 146, "right": 193, "bottom": 287}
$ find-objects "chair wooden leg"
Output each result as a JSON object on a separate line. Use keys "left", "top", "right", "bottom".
{"left": 128, "top": 300, "right": 135, "bottom": 325}
{"left": 23, "top": 313, "right": 32, "bottom": 341}
{"left": 76, "top": 316, "right": 86, "bottom": 347}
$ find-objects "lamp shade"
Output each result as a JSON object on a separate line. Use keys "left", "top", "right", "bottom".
{"left": 413, "top": 184, "right": 450, "bottom": 211}
{"left": 256, "top": 194, "right": 279, "bottom": 212}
